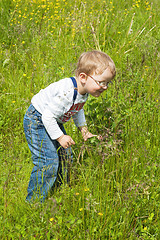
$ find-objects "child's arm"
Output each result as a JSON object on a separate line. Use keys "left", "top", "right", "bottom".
{"left": 57, "top": 134, "right": 75, "bottom": 149}
{"left": 79, "top": 126, "right": 102, "bottom": 141}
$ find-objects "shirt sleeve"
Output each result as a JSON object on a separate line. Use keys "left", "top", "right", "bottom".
{"left": 72, "top": 108, "right": 87, "bottom": 127}
{"left": 42, "top": 108, "right": 64, "bottom": 140}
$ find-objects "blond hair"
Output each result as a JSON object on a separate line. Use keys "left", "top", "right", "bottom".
{"left": 75, "top": 50, "right": 116, "bottom": 78}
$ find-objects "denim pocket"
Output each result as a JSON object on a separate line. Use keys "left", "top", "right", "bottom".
{"left": 26, "top": 105, "right": 42, "bottom": 123}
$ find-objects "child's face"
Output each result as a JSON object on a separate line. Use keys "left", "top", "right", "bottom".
{"left": 80, "top": 68, "right": 113, "bottom": 97}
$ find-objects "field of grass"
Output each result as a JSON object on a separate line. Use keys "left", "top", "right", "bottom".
{"left": 0, "top": 0, "right": 160, "bottom": 239}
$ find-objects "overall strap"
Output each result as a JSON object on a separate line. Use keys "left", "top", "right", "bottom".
{"left": 70, "top": 77, "right": 78, "bottom": 103}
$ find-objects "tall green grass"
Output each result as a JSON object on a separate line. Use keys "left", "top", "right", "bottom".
{"left": 0, "top": 0, "right": 160, "bottom": 239}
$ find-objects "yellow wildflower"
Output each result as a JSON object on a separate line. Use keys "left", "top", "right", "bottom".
{"left": 98, "top": 212, "right": 103, "bottom": 216}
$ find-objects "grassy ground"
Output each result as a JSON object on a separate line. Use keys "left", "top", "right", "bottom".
{"left": 0, "top": 0, "right": 160, "bottom": 239}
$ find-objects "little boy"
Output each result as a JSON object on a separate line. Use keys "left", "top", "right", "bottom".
{"left": 23, "top": 50, "right": 116, "bottom": 202}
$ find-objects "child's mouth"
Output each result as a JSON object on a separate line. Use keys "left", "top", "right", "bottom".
{"left": 98, "top": 90, "right": 104, "bottom": 93}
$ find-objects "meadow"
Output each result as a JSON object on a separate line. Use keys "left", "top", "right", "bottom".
{"left": 0, "top": 0, "right": 160, "bottom": 239}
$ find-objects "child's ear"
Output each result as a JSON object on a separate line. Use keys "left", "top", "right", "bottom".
{"left": 79, "top": 73, "right": 87, "bottom": 84}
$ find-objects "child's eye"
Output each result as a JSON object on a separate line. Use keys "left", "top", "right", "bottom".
{"left": 99, "top": 81, "right": 108, "bottom": 87}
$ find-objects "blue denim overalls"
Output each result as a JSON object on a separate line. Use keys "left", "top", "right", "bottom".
{"left": 23, "top": 77, "right": 77, "bottom": 202}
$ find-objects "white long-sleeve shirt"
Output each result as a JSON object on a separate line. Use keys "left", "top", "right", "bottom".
{"left": 31, "top": 77, "right": 88, "bottom": 140}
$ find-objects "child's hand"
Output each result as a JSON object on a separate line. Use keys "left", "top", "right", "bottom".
{"left": 83, "top": 132, "right": 102, "bottom": 141}
{"left": 79, "top": 126, "right": 102, "bottom": 141}
{"left": 57, "top": 134, "right": 75, "bottom": 149}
